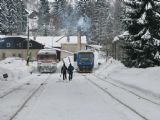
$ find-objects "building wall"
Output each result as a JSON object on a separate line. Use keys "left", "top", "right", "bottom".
{"left": 0, "top": 49, "right": 40, "bottom": 61}
{"left": 61, "top": 43, "right": 86, "bottom": 60}
{"left": 112, "top": 41, "right": 124, "bottom": 61}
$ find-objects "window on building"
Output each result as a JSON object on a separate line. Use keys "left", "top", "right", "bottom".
{"left": 6, "top": 43, "right": 11, "bottom": 48}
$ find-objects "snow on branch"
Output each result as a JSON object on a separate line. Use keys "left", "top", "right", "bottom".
{"left": 112, "top": 31, "right": 129, "bottom": 43}
{"left": 137, "top": 12, "right": 146, "bottom": 24}
{"left": 154, "top": 51, "right": 160, "bottom": 59}
{"left": 153, "top": 11, "right": 160, "bottom": 18}
{"left": 154, "top": 1, "right": 160, "bottom": 7}
{"left": 123, "top": 0, "right": 143, "bottom": 8}
{"left": 153, "top": 38, "right": 160, "bottom": 46}
{"left": 145, "top": 2, "right": 153, "bottom": 10}
{"left": 141, "top": 30, "right": 151, "bottom": 39}
{"left": 113, "top": 36, "right": 119, "bottom": 43}
{"left": 133, "top": 28, "right": 147, "bottom": 39}
{"left": 126, "top": 7, "right": 139, "bottom": 14}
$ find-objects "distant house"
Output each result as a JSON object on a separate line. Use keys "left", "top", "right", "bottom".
{"left": 34, "top": 36, "right": 87, "bottom": 60}
{"left": 112, "top": 36, "right": 126, "bottom": 60}
{"left": 0, "top": 36, "right": 44, "bottom": 60}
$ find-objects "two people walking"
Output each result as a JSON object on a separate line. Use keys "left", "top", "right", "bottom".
{"left": 61, "top": 63, "right": 74, "bottom": 81}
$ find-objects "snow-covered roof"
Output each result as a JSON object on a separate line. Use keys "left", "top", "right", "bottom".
{"left": 77, "top": 50, "right": 94, "bottom": 53}
{"left": 87, "top": 44, "right": 102, "bottom": 50}
{"left": 0, "top": 35, "right": 30, "bottom": 39}
{"left": 35, "top": 36, "right": 87, "bottom": 48}
{"left": 37, "top": 49, "right": 57, "bottom": 55}
{"left": 0, "top": 35, "right": 6, "bottom": 38}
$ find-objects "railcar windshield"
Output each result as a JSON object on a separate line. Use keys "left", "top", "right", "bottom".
{"left": 79, "top": 53, "right": 94, "bottom": 62}
{"left": 37, "top": 54, "right": 57, "bottom": 61}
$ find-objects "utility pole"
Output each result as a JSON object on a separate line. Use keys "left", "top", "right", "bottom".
{"left": 26, "top": 16, "right": 30, "bottom": 66}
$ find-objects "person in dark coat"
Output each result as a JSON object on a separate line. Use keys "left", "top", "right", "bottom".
{"left": 67, "top": 63, "right": 74, "bottom": 81}
{"left": 61, "top": 63, "right": 68, "bottom": 80}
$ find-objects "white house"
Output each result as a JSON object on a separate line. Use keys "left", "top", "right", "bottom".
{"left": 34, "top": 36, "right": 87, "bottom": 60}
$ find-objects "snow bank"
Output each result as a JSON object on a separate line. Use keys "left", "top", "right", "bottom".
{"left": 0, "top": 57, "right": 37, "bottom": 96}
{"left": 96, "top": 58, "right": 160, "bottom": 98}
{"left": 0, "top": 57, "right": 32, "bottom": 81}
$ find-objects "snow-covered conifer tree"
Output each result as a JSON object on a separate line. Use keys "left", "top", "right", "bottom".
{"left": 75, "top": 0, "right": 92, "bottom": 37}
{"left": 112, "top": 0, "right": 123, "bottom": 36}
{"left": 91, "top": 0, "right": 110, "bottom": 44}
{"left": 64, "top": 4, "right": 77, "bottom": 34}
{"left": 56, "top": 0, "right": 67, "bottom": 29}
{"left": 0, "top": 0, "right": 27, "bottom": 35}
{"left": 15, "top": 0, "right": 27, "bottom": 34}
{"left": 5, "top": 0, "right": 18, "bottom": 35}
{"left": 122, "top": 0, "right": 160, "bottom": 68}
{"left": 0, "top": 0, "right": 9, "bottom": 34}
{"left": 38, "top": 0, "right": 50, "bottom": 36}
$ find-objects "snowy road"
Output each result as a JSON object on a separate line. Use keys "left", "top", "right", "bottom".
{"left": 13, "top": 73, "right": 137, "bottom": 120}
{"left": 1, "top": 72, "right": 160, "bottom": 120}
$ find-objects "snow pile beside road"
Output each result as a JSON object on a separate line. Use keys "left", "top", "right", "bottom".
{"left": 0, "top": 57, "right": 35, "bottom": 96}
{"left": 0, "top": 57, "right": 32, "bottom": 81}
{"left": 96, "top": 58, "right": 160, "bottom": 98}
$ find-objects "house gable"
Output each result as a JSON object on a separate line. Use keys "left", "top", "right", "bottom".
{"left": 0, "top": 37, "right": 44, "bottom": 49}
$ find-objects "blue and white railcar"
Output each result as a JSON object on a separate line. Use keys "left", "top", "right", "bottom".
{"left": 74, "top": 51, "right": 94, "bottom": 72}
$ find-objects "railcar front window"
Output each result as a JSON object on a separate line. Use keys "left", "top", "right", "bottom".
{"left": 79, "top": 53, "right": 92, "bottom": 58}
{"left": 38, "top": 55, "right": 56, "bottom": 61}
{"left": 79, "top": 53, "right": 93, "bottom": 62}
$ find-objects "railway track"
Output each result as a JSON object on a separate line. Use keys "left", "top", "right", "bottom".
{"left": 0, "top": 74, "right": 51, "bottom": 120}
{"left": 84, "top": 74, "right": 160, "bottom": 120}
{"left": 0, "top": 74, "right": 42, "bottom": 99}
{"left": 93, "top": 74, "right": 160, "bottom": 106}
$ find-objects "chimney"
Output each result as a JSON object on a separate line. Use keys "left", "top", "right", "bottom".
{"left": 77, "top": 26, "right": 81, "bottom": 51}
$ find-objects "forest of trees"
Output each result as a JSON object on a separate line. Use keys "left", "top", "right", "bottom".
{"left": 0, "top": 0, "right": 27, "bottom": 35}
{"left": 1, "top": 0, "right": 160, "bottom": 68}
{"left": 0, "top": 0, "right": 123, "bottom": 44}
{"left": 49, "top": 0, "right": 123, "bottom": 44}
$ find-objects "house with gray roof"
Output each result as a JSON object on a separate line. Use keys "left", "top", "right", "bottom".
{"left": 0, "top": 36, "right": 44, "bottom": 60}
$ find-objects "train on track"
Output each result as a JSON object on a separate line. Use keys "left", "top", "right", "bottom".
{"left": 74, "top": 50, "right": 94, "bottom": 73}
{"left": 37, "top": 49, "right": 57, "bottom": 73}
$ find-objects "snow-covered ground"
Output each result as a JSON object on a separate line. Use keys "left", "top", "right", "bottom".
{"left": 96, "top": 58, "right": 160, "bottom": 99}
{"left": 0, "top": 56, "right": 160, "bottom": 120}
